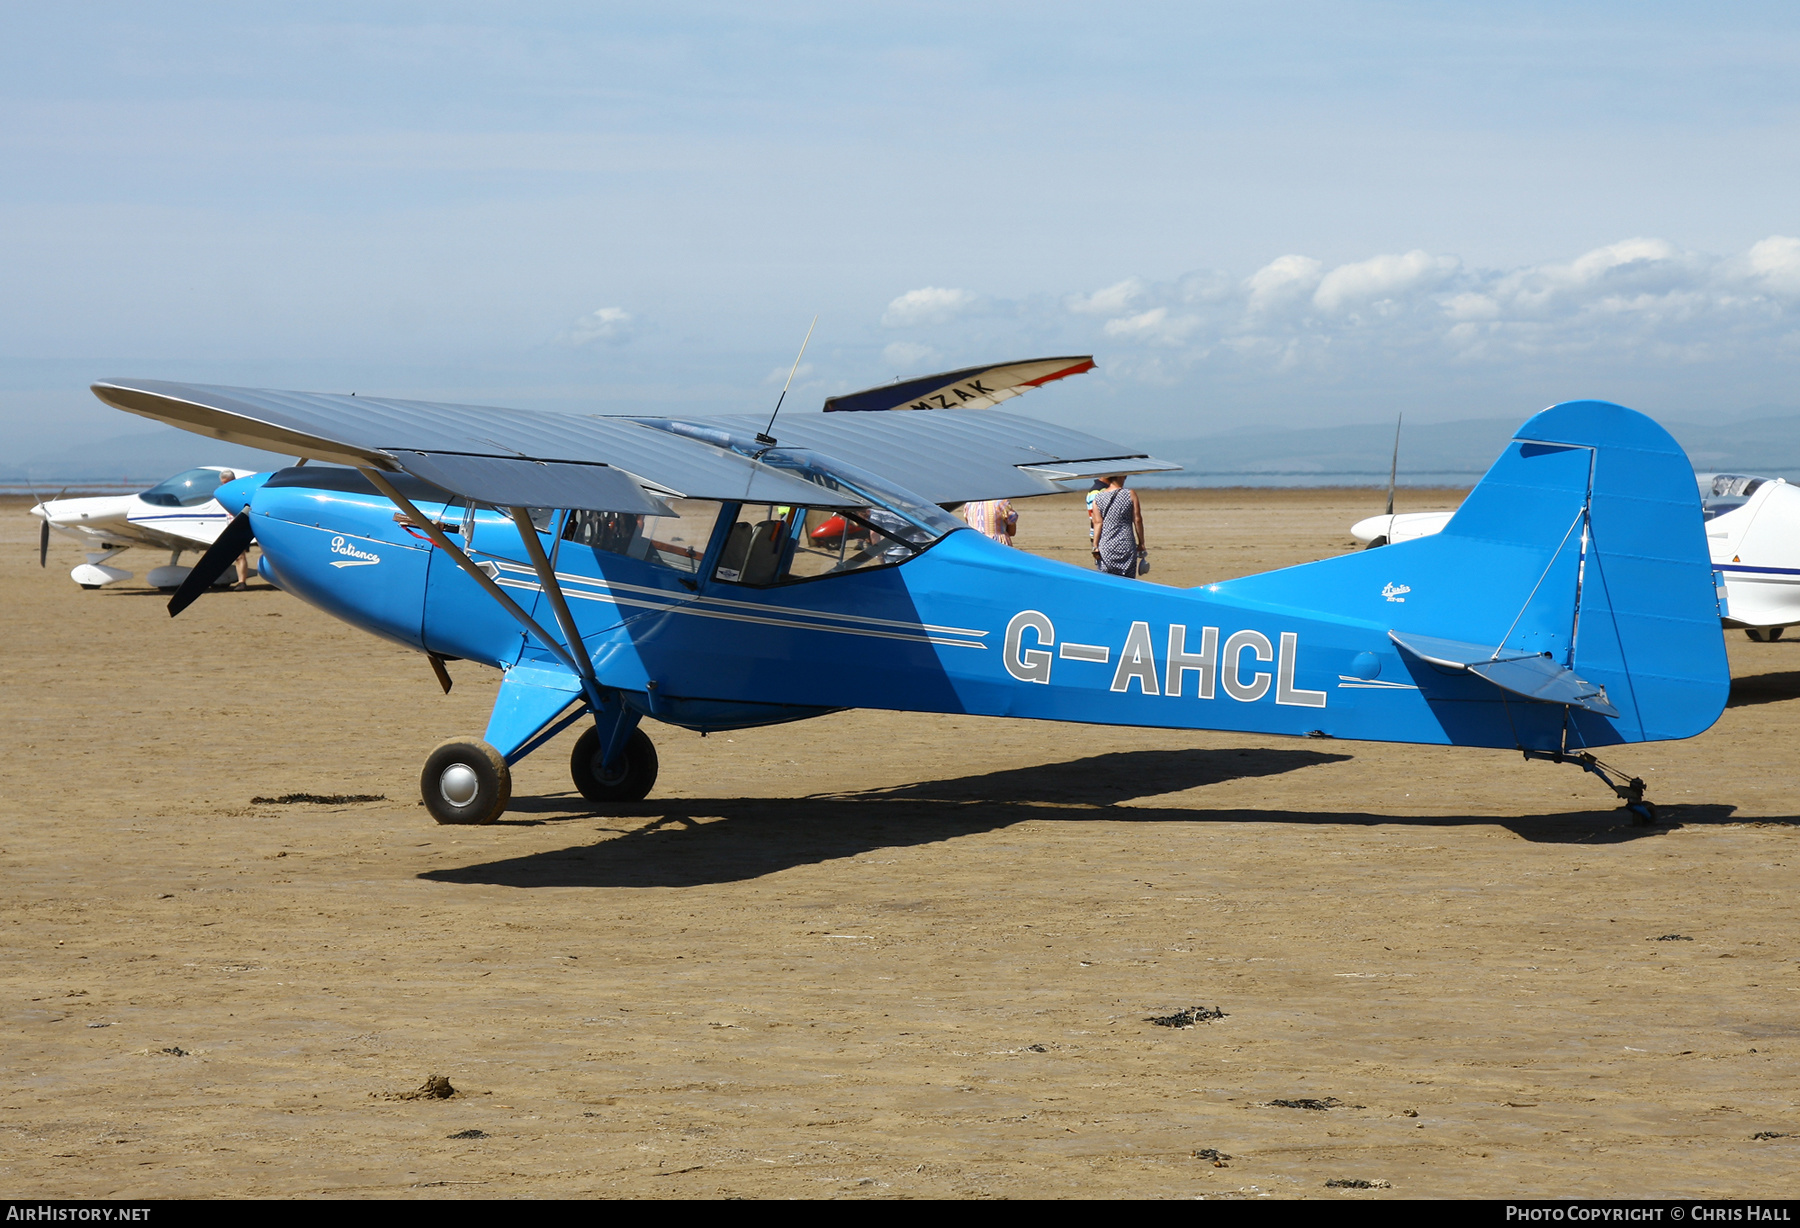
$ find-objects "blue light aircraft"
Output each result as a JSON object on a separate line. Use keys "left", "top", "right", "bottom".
{"left": 89, "top": 376, "right": 1729, "bottom": 826}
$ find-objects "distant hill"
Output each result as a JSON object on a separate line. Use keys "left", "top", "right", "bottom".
{"left": 10, "top": 408, "right": 1800, "bottom": 492}
{"left": 1137, "top": 413, "right": 1800, "bottom": 487}
{"left": 2, "top": 426, "right": 304, "bottom": 489}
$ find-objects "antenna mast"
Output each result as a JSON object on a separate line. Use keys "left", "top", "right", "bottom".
{"left": 1385, "top": 412, "right": 1402, "bottom": 517}
{"left": 757, "top": 315, "right": 818, "bottom": 446}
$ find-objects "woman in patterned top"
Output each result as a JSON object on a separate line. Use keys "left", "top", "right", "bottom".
{"left": 1089, "top": 474, "right": 1146, "bottom": 577}
{"left": 960, "top": 498, "right": 1018, "bottom": 546}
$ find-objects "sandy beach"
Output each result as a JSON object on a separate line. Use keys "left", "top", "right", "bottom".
{"left": 2, "top": 487, "right": 1795, "bottom": 1199}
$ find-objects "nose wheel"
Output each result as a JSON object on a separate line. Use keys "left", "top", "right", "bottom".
{"left": 570, "top": 726, "right": 658, "bottom": 803}
{"left": 421, "top": 739, "right": 511, "bottom": 824}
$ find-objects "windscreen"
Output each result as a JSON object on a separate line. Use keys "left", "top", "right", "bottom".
{"left": 139, "top": 468, "right": 228, "bottom": 508}
{"left": 1704, "top": 473, "right": 1768, "bottom": 521}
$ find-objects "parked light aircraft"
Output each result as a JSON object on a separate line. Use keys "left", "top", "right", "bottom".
{"left": 1354, "top": 473, "right": 1800, "bottom": 640}
{"left": 87, "top": 375, "right": 1729, "bottom": 827}
{"left": 29, "top": 466, "right": 263, "bottom": 589}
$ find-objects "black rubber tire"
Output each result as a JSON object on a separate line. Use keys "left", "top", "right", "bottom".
{"left": 1364, "top": 536, "right": 1387, "bottom": 550}
{"left": 78, "top": 584, "right": 99, "bottom": 590}
{"left": 1746, "top": 627, "right": 1785, "bottom": 642}
{"left": 1626, "top": 800, "right": 1659, "bottom": 826}
{"left": 570, "top": 726, "right": 658, "bottom": 803}
{"left": 420, "top": 739, "right": 510, "bottom": 825}
{"left": 1775, "top": 626, "right": 1787, "bottom": 642}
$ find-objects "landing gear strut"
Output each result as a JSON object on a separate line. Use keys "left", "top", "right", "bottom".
{"left": 1523, "top": 749, "right": 1658, "bottom": 825}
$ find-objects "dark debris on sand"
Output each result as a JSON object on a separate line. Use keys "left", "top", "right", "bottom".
{"left": 1147, "top": 1005, "right": 1227, "bottom": 1028}
{"left": 447, "top": 1129, "right": 489, "bottom": 1139}
{"left": 252, "top": 793, "right": 387, "bottom": 805}
{"left": 1326, "top": 1178, "right": 1390, "bottom": 1189}
{"left": 390, "top": 1074, "right": 458, "bottom": 1101}
{"left": 1267, "top": 1097, "right": 1349, "bottom": 1110}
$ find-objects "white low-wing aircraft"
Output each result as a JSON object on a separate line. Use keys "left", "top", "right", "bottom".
{"left": 29, "top": 465, "right": 264, "bottom": 589}
{"left": 1353, "top": 473, "right": 1800, "bottom": 639}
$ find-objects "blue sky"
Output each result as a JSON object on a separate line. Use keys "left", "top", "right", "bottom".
{"left": 5, "top": 2, "right": 1800, "bottom": 458}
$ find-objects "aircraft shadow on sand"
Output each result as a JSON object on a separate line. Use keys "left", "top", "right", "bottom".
{"left": 1726, "top": 669, "right": 1800, "bottom": 708}
{"left": 419, "top": 747, "right": 1741, "bottom": 890}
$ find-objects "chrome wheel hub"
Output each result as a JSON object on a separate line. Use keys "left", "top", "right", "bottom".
{"left": 439, "top": 763, "right": 480, "bottom": 807}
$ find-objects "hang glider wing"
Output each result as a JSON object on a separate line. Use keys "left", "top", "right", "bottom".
{"left": 1389, "top": 631, "right": 1620, "bottom": 717}
{"left": 92, "top": 377, "right": 1180, "bottom": 512}
{"left": 822, "top": 356, "right": 1096, "bottom": 414}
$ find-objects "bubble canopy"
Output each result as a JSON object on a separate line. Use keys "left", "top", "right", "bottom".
{"left": 138, "top": 467, "right": 228, "bottom": 508}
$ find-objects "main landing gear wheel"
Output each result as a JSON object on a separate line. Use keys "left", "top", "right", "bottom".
{"left": 1746, "top": 627, "right": 1786, "bottom": 642}
{"left": 421, "top": 739, "right": 511, "bottom": 825}
{"left": 570, "top": 727, "right": 659, "bottom": 803}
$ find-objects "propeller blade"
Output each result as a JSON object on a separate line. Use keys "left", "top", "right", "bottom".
{"left": 39, "top": 518, "right": 49, "bottom": 568}
{"left": 167, "top": 511, "right": 253, "bottom": 617}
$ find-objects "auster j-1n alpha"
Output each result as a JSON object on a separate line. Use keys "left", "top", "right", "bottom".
{"left": 89, "top": 356, "right": 1730, "bottom": 826}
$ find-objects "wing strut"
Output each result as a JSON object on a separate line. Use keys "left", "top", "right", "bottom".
{"left": 507, "top": 506, "right": 597, "bottom": 684}
{"left": 359, "top": 469, "right": 588, "bottom": 687}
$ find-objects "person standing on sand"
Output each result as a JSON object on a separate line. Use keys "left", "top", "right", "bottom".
{"left": 1090, "top": 474, "right": 1146, "bottom": 577}
{"left": 215, "top": 470, "right": 253, "bottom": 590}
{"left": 960, "top": 498, "right": 1018, "bottom": 547}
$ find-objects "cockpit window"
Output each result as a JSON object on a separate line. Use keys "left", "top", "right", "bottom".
{"left": 713, "top": 503, "right": 924, "bottom": 586}
{"left": 637, "top": 419, "right": 966, "bottom": 545}
{"left": 1703, "top": 473, "right": 1768, "bottom": 521}
{"left": 751, "top": 448, "right": 965, "bottom": 544}
{"left": 139, "top": 468, "right": 228, "bottom": 508}
{"left": 562, "top": 498, "right": 720, "bottom": 574}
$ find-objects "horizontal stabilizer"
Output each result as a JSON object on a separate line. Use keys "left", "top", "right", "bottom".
{"left": 1389, "top": 631, "right": 1620, "bottom": 717}
{"left": 390, "top": 451, "right": 671, "bottom": 516}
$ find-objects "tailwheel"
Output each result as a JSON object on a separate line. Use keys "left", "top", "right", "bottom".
{"left": 570, "top": 726, "right": 659, "bottom": 803}
{"left": 421, "top": 739, "right": 511, "bottom": 825}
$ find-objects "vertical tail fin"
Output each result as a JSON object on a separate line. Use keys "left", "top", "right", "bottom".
{"left": 1215, "top": 400, "right": 1728, "bottom": 748}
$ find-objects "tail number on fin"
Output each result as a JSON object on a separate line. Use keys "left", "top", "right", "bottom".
{"left": 1006, "top": 614, "right": 1326, "bottom": 707}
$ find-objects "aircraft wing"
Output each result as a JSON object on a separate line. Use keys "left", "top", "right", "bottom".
{"left": 92, "top": 378, "right": 1179, "bottom": 510}
{"left": 701, "top": 409, "right": 1182, "bottom": 503}
{"left": 822, "top": 356, "right": 1096, "bottom": 413}
{"left": 91, "top": 379, "right": 832, "bottom": 511}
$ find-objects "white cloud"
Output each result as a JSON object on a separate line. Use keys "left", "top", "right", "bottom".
{"left": 881, "top": 286, "right": 976, "bottom": 327}
{"left": 1066, "top": 277, "right": 1146, "bottom": 316}
{"left": 1746, "top": 236, "right": 1800, "bottom": 296}
{"left": 864, "top": 236, "right": 1800, "bottom": 392}
{"left": 882, "top": 341, "right": 939, "bottom": 371}
{"left": 765, "top": 361, "right": 815, "bottom": 384}
{"left": 562, "top": 305, "right": 633, "bottom": 345}
{"left": 1443, "top": 292, "right": 1499, "bottom": 321}
{"left": 1313, "top": 250, "right": 1458, "bottom": 312}
{"left": 1244, "top": 254, "right": 1323, "bottom": 316}
{"left": 1103, "top": 307, "right": 1203, "bottom": 344}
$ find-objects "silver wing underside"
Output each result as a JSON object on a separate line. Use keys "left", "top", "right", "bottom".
{"left": 91, "top": 379, "right": 1181, "bottom": 512}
